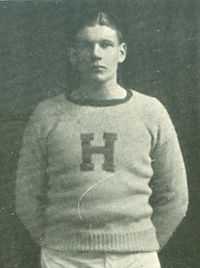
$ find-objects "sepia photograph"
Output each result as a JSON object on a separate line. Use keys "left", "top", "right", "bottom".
{"left": 0, "top": 1, "right": 199, "bottom": 267}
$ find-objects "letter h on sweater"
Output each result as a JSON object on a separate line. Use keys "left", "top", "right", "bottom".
{"left": 80, "top": 132, "right": 117, "bottom": 172}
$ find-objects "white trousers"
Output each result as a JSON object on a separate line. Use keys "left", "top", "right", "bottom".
{"left": 41, "top": 248, "right": 161, "bottom": 268}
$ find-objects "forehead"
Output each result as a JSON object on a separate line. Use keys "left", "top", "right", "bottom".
{"left": 75, "top": 24, "right": 119, "bottom": 43}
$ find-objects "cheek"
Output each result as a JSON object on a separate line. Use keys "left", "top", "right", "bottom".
{"left": 106, "top": 56, "right": 120, "bottom": 69}
{"left": 107, "top": 50, "right": 121, "bottom": 63}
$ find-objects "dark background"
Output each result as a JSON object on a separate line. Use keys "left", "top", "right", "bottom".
{"left": 0, "top": 1, "right": 200, "bottom": 267}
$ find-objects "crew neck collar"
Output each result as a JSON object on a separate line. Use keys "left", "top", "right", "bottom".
{"left": 66, "top": 88, "right": 133, "bottom": 107}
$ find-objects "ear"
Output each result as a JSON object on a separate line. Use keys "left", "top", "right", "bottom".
{"left": 118, "top": 42, "right": 127, "bottom": 63}
{"left": 68, "top": 47, "right": 77, "bottom": 66}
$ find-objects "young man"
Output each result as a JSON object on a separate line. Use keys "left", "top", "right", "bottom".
{"left": 16, "top": 10, "right": 188, "bottom": 268}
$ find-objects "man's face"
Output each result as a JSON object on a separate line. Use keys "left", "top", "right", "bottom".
{"left": 70, "top": 24, "right": 127, "bottom": 83}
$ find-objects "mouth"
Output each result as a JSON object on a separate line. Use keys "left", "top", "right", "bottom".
{"left": 91, "top": 65, "right": 107, "bottom": 71}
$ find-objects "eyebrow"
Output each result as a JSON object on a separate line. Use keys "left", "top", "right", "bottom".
{"left": 100, "top": 39, "right": 115, "bottom": 43}
{"left": 76, "top": 38, "right": 116, "bottom": 44}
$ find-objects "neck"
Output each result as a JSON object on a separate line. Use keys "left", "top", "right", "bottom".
{"left": 73, "top": 78, "right": 127, "bottom": 100}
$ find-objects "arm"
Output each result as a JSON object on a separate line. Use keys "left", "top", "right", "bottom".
{"left": 15, "top": 109, "right": 48, "bottom": 244}
{"left": 150, "top": 103, "right": 189, "bottom": 250}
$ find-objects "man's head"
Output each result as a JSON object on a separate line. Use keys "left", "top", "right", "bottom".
{"left": 68, "top": 10, "right": 127, "bottom": 84}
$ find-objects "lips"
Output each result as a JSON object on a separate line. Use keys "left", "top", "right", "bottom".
{"left": 91, "top": 65, "right": 107, "bottom": 71}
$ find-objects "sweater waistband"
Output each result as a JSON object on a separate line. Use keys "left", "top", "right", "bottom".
{"left": 42, "top": 228, "right": 160, "bottom": 252}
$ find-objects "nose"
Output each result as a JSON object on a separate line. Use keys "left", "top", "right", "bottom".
{"left": 92, "top": 43, "right": 102, "bottom": 59}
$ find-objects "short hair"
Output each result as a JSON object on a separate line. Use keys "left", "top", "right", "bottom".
{"left": 69, "top": 9, "right": 125, "bottom": 45}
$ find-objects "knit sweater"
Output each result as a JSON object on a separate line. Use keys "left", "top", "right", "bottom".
{"left": 15, "top": 89, "right": 188, "bottom": 252}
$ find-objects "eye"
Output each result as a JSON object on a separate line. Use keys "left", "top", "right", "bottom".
{"left": 100, "top": 40, "right": 114, "bottom": 48}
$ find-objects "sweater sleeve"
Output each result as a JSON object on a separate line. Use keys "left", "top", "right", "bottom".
{"left": 149, "top": 100, "right": 189, "bottom": 250}
{"left": 15, "top": 107, "right": 48, "bottom": 244}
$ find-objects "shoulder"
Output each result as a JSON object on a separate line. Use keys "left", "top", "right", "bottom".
{"left": 27, "top": 94, "right": 66, "bottom": 136}
{"left": 30, "top": 93, "right": 67, "bottom": 122}
{"left": 33, "top": 94, "right": 66, "bottom": 117}
{"left": 131, "top": 89, "right": 176, "bottom": 145}
{"left": 131, "top": 89, "right": 168, "bottom": 120}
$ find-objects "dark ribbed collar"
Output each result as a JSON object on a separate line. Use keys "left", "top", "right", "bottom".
{"left": 66, "top": 88, "right": 133, "bottom": 107}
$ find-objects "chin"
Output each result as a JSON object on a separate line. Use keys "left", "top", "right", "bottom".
{"left": 89, "top": 73, "right": 110, "bottom": 83}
